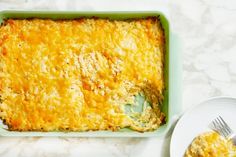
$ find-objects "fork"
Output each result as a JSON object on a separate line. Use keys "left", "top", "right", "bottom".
{"left": 210, "top": 116, "right": 236, "bottom": 145}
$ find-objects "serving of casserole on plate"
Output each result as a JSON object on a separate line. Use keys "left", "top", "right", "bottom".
{"left": 0, "top": 11, "right": 181, "bottom": 137}
{"left": 185, "top": 131, "right": 236, "bottom": 157}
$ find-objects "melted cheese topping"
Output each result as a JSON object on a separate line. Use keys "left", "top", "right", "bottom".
{"left": 185, "top": 132, "right": 236, "bottom": 157}
{"left": 0, "top": 18, "right": 165, "bottom": 131}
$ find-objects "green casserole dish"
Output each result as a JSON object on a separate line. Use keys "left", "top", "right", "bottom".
{"left": 0, "top": 11, "right": 181, "bottom": 137}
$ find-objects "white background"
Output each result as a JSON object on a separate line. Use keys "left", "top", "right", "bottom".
{"left": 0, "top": 0, "right": 236, "bottom": 156}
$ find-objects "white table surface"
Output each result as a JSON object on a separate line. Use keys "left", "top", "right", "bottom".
{"left": 0, "top": 0, "right": 236, "bottom": 156}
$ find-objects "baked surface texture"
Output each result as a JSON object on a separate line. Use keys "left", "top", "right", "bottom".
{"left": 185, "top": 132, "right": 236, "bottom": 157}
{"left": 0, "top": 18, "right": 165, "bottom": 132}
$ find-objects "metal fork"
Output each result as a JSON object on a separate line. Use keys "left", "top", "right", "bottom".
{"left": 210, "top": 116, "right": 236, "bottom": 145}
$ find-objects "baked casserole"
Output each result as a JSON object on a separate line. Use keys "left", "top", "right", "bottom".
{"left": 185, "top": 131, "right": 236, "bottom": 157}
{"left": 0, "top": 17, "right": 165, "bottom": 132}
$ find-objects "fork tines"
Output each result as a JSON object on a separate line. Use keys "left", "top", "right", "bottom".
{"left": 211, "top": 116, "right": 233, "bottom": 138}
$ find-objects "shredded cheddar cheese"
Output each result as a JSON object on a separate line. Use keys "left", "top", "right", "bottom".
{"left": 0, "top": 18, "right": 165, "bottom": 132}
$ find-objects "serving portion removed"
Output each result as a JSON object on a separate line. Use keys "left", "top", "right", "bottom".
{"left": 0, "top": 17, "right": 165, "bottom": 132}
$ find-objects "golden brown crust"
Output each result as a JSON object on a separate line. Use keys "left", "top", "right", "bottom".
{"left": 0, "top": 17, "right": 165, "bottom": 132}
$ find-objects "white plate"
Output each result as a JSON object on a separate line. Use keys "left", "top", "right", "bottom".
{"left": 170, "top": 97, "right": 236, "bottom": 157}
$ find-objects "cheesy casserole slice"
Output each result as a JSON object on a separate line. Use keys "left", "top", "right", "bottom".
{"left": 0, "top": 18, "right": 165, "bottom": 132}
{"left": 185, "top": 132, "right": 236, "bottom": 157}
